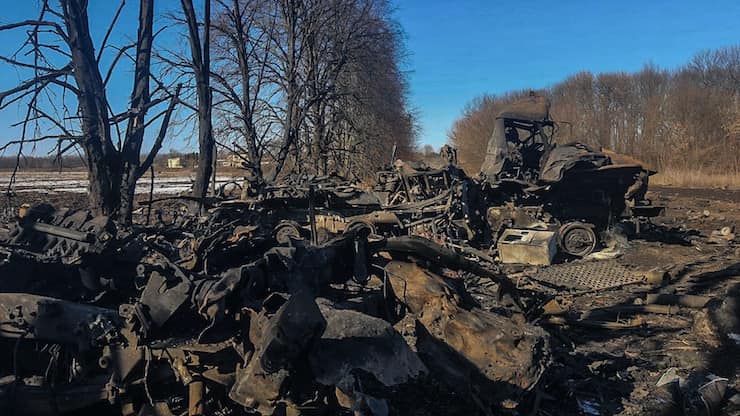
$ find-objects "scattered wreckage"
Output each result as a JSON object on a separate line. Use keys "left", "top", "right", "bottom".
{"left": 0, "top": 95, "right": 680, "bottom": 415}
{"left": 0, "top": 203, "right": 548, "bottom": 415}
{"left": 226, "top": 95, "right": 663, "bottom": 264}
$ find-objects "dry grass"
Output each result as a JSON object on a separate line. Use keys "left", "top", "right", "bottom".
{"left": 651, "top": 168, "right": 740, "bottom": 189}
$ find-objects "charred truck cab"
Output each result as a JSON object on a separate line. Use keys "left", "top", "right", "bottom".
{"left": 480, "top": 94, "right": 663, "bottom": 257}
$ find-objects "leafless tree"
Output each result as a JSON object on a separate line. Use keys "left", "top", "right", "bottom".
{"left": 298, "top": 0, "right": 417, "bottom": 177}
{"left": 181, "top": 0, "right": 215, "bottom": 201}
{"left": 328, "top": 16, "right": 418, "bottom": 178}
{"left": 211, "top": 0, "right": 276, "bottom": 187}
{"left": 303, "top": 0, "right": 381, "bottom": 175}
{"left": 208, "top": 0, "right": 416, "bottom": 182}
{"left": 258, "top": 0, "right": 307, "bottom": 181}
{"left": 0, "top": 0, "right": 180, "bottom": 222}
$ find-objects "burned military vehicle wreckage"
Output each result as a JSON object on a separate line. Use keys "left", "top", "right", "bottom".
{"left": 311, "top": 94, "right": 662, "bottom": 260}
{"left": 477, "top": 95, "right": 661, "bottom": 257}
{"left": 0, "top": 95, "right": 663, "bottom": 415}
{"left": 0, "top": 201, "right": 549, "bottom": 415}
{"left": 211, "top": 95, "right": 661, "bottom": 264}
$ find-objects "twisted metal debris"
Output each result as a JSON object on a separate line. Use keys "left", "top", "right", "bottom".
{"left": 0, "top": 198, "right": 548, "bottom": 416}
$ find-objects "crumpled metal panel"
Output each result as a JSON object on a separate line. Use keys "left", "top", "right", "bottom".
{"left": 384, "top": 260, "right": 549, "bottom": 411}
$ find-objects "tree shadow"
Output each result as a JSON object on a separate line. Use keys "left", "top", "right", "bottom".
{"left": 635, "top": 222, "right": 701, "bottom": 246}
{"left": 535, "top": 260, "right": 740, "bottom": 415}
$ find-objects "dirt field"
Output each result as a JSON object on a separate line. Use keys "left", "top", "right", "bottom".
{"left": 651, "top": 169, "right": 740, "bottom": 190}
{"left": 0, "top": 169, "right": 242, "bottom": 195}
{"left": 530, "top": 186, "right": 740, "bottom": 415}
{"left": 0, "top": 182, "right": 738, "bottom": 415}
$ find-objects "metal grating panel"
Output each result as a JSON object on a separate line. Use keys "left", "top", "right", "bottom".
{"left": 530, "top": 260, "right": 645, "bottom": 292}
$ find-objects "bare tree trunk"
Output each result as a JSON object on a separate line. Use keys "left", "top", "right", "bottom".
{"left": 232, "top": 0, "right": 263, "bottom": 184}
{"left": 3, "top": 0, "right": 179, "bottom": 223}
{"left": 182, "top": 0, "right": 214, "bottom": 201}
{"left": 269, "top": 0, "right": 299, "bottom": 182}
{"left": 319, "top": 104, "right": 328, "bottom": 175}
{"left": 61, "top": 0, "right": 121, "bottom": 216}
{"left": 119, "top": 0, "right": 154, "bottom": 222}
{"left": 311, "top": 101, "right": 327, "bottom": 175}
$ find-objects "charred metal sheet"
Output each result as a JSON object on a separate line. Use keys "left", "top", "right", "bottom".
{"left": 530, "top": 260, "right": 646, "bottom": 292}
{"left": 310, "top": 304, "right": 427, "bottom": 386}
{"left": 139, "top": 270, "right": 192, "bottom": 328}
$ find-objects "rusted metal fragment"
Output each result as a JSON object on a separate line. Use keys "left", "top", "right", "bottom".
{"left": 380, "top": 235, "right": 521, "bottom": 308}
{"left": 188, "top": 379, "right": 205, "bottom": 416}
{"left": 383, "top": 260, "right": 549, "bottom": 409}
{"left": 229, "top": 355, "right": 289, "bottom": 414}
{"left": 581, "top": 304, "right": 677, "bottom": 318}
{"left": 545, "top": 316, "right": 648, "bottom": 329}
{"left": 646, "top": 293, "right": 712, "bottom": 309}
{"left": 229, "top": 292, "right": 326, "bottom": 412}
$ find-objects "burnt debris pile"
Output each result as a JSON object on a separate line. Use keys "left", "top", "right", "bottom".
{"left": 0, "top": 199, "right": 549, "bottom": 416}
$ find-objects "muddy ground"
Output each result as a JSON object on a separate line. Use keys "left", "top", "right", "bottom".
{"left": 0, "top": 185, "right": 738, "bottom": 416}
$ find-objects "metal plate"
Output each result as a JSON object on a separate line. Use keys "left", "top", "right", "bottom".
{"left": 530, "top": 260, "right": 645, "bottom": 292}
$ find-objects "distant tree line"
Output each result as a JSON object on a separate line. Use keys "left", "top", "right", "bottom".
{"left": 449, "top": 45, "right": 740, "bottom": 176}
{"left": 0, "top": 151, "right": 198, "bottom": 170}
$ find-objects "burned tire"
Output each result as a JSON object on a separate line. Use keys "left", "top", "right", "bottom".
{"left": 558, "top": 222, "right": 597, "bottom": 257}
{"left": 274, "top": 221, "right": 303, "bottom": 244}
{"left": 315, "top": 227, "right": 332, "bottom": 244}
{"left": 345, "top": 220, "right": 376, "bottom": 236}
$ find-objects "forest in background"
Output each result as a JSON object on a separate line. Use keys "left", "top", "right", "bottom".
{"left": 449, "top": 45, "right": 740, "bottom": 187}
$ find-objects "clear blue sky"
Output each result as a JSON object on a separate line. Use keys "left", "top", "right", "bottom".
{"left": 1, "top": 0, "right": 739, "bottom": 154}
{"left": 394, "top": 0, "right": 740, "bottom": 147}
{"left": 0, "top": 1, "right": 187, "bottom": 155}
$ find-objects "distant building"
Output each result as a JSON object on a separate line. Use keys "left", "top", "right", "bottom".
{"left": 167, "top": 157, "right": 184, "bottom": 169}
{"left": 222, "top": 153, "right": 248, "bottom": 168}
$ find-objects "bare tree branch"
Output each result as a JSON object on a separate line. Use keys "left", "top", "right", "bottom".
{"left": 0, "top": 64, "right": 73, "bottom": 108}
{"left": 139, "top": 84, "right": 182, "bottom": 176}
{"left": 0, "top": 20, "right": 68, "bottom": 42}
{"left": 97, "top": 0, "right": 127, "bottom": 62}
